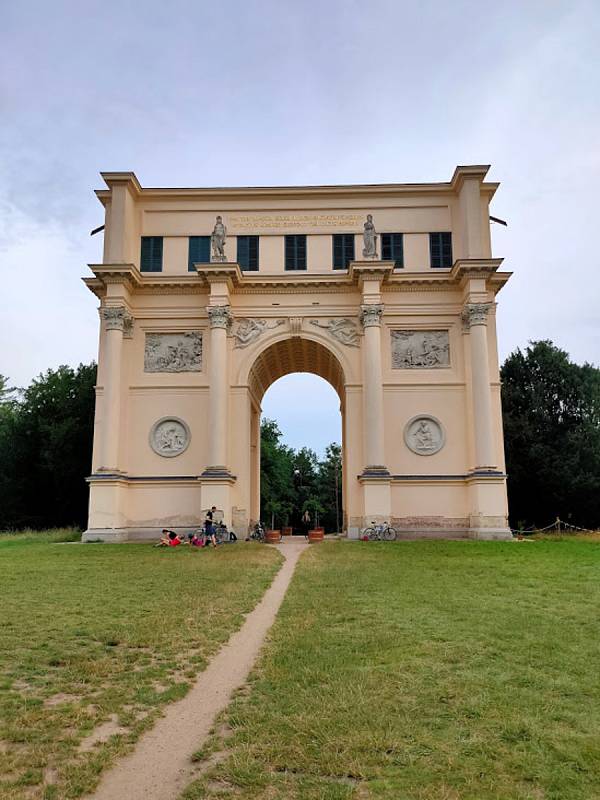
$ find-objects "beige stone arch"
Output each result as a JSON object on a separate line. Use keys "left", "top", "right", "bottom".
{"left": 234, "top": 323, "right": 359, "bottom": 391}
{"left": 82, "top": 167, "right": 513, "bottom": 542}
{"left": 233, "top": 330, "right": 357, "bottom": 531}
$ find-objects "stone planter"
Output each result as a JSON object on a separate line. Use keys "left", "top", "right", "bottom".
{"left": 282, "top": 526, "right": 293, "bottom": 536}
{"left": 308, "top": 529, "right": 324, "bottom": 543}
{"left": 265, "top": 530, "right": 282, "bottom": 544}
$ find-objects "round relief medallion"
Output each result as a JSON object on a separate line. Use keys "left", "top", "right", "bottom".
{"left": 149, "top": 417, "right": 190, "bottom": 458}
{"left": 404, "top": 415, "right": 445, "bottom": 456}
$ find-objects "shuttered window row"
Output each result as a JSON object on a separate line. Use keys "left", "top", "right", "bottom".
{"left": 141, "top": 233, "right": 453, "bottom": 272}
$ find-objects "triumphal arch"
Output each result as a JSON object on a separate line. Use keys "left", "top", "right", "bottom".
{"left": 83, "top": 166, "right": 512, "bottom": 541}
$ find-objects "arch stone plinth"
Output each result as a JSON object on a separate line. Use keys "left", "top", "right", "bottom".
{"left": 83, "top": 168, "right": 512, "bottom": 542}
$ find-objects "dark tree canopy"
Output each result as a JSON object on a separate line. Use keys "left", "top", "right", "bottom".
{"left": 501, "top": 341, "right": 600, "bottom": 529}
{"left": 0, "top": 364, "right": 97, "bottom": 530}
{"left": 260, "top": 419, "right": 342, "bottom": 532}
{"left": 2, "top": 341, "right": 598, "bottom": 534}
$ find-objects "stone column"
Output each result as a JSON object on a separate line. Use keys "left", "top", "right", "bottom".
{"left": 205, "top": 305, "right": 232, "bottom": 474}
{"left": 463, "top": 303, "right": 496, "bottom": 470}
{"left": 360, "top": 304, "right": 388, "bottom": 472}
{"left": 99, "top": 306, "right": 132, "bottom": 472}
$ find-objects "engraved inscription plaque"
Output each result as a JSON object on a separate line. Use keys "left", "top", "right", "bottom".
{"left": 144, "top": 332, "right": 202, "bottom": 373}
{"left": 391, "top": 330, "right": 449, "bottom": 369}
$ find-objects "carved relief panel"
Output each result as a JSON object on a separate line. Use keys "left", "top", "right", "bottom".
{"left": 391, "top": 330, "right": 450, "bottom": 369}
{"left": 149, "top": 417, "right": 191, "bottom": 457}
{"left": 404, "top": 415, "right": 445, "bottom": 456}
{"left": 144, "top": 332, "right": 202, "bottom": 373}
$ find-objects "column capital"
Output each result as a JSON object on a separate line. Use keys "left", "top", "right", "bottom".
{"left": 360, "top": 304, "right": 384, "bottom": 328}
{"left": 101, "top": 306, "right": 133, "bottom": 332}
{"left": 207, "top": 305, "right": 233, "bottom": 330}
{"left": 461, "top": 302, "right": 493, "bottom": 330}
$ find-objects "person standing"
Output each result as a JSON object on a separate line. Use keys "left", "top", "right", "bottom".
{"left": 302, "top": 510, "right": 311, "bottom": 540}
{"left": 205, "top": 506, "right": 218, "bottom": 547}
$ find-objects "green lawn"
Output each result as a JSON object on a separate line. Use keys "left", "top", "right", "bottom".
{"left": 182, "top": 540, "right": 600, "bottom": 800}
{"left": 0, "top": 532, "right": 282, "bottom": 800}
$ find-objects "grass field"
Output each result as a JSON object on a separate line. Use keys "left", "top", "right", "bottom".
{"left": 0, "top": 531, "right": 282, "bottom": 800}
{"left": 182, "top": 539, "right": 600, "bottom": 800}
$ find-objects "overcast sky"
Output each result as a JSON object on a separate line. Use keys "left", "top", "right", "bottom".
{"left": 1, "top": 0, "right": 598, "bottom": 455}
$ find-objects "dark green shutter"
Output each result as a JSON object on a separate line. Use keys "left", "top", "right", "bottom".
{"left": 382, "top": 233, "right": 404, "bottom": 268}
{"left": 237, "top": 236, "right": 259, "bottom": 271}
{"left": 140, "top": 237, "right": 163, "bottom": 272}
{"left": 188, "top": 236, "right": 210, "bottom": 271}
{"left": 285, "top": 235, "right": 306, "bottom": 270}
{"left": 333, "top": 234, "right": 354, "bottom": 269}
{"left": 430, "top": 232, "right": 452, "bottom": 268}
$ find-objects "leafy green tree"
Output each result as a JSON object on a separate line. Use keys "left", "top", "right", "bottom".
{"left": 260, "top": 419, "right": 295, "bottom": 525}
{"left": 0, "top": 363, "right": 97, "bottom": 530}
{"left": 317, "top": 443, "right": 343, "bottom": 532}
{"left": 259, "top": 419, "right": 343, "bottom": 532}
{"left": 501, "top": 341, "right": 600, "bottom": 529}
{"left": 0, "top": 374, "right": 18, "bottom": 404}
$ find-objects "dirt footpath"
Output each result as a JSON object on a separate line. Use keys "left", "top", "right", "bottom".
{"left": 88, "top": 538, "right": 307, "bottom": 800}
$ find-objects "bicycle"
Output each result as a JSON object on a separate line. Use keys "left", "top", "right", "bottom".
{"left": 362, "top": 521, "right": 397, "bottom": 541}
{"left": 248, "top": 521, "right": 265, "bottom": 542}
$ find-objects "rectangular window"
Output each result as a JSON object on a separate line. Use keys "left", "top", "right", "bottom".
{"left": 188, "top": 236, "right": 211, "bottom": 271}
{"left": 429, "top": 232, "right": 453, "bottom": 268}
{"left": 237, "top": 235, "right": 259, "bottom": 271}
{"left": 140, "top": 236, "right": 163, "bottom": 272}
{"left": 285, "top": 235, "right": 307, "bottom": 270}
{"left": 381, "top": 233, "right": 404, "bottom": 268}
{"left": 332, "top": 234, "right": 355, "bottom": 269}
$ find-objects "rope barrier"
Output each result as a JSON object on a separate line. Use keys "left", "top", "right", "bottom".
{"left": 510, "top": 517, "right": 597, "bottom": 536}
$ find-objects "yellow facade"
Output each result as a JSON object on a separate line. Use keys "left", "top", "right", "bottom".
{"left": 83, "top": 166, "right": 512, "bottom": 541}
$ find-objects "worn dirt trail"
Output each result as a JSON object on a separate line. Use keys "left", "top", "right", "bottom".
{"left": 88, "top": 539, "right": 308, "bottom": 800}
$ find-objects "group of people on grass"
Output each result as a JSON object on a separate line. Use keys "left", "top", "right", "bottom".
{"left": 154, "top": 505, "right": 238, "bottom": 549}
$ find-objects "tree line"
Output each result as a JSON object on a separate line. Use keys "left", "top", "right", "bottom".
{"left": 0, "top": 340, "right": 599, "bottom": 532}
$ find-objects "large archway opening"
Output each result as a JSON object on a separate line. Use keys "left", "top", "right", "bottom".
{"left": 247, "top": 337, "right": 347, "bottom": 533}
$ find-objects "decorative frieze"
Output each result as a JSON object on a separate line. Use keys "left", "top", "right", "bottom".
{"left": 233, "top": 318, "right": 285, "bottom": 348}
{"left": 391, "top": 330, "right": 450, "bottom": 369}
{"left": 144, "top": 332, "right": 202, "bottom": 373}
{"left": 149, "top": 417, "right": 191, "bottom": 458}
{"left": 461, "top": 302, "right": 493, "bottom": 329}
{"left": 102, "top": 306, "right": 133, "bottom": 332}
{"left": 207, "top": 305, "right": 232, "bottom": 330}
{"left": 309, "top": 318, "right": 360, "bottom": 347}
{"left": 404, "top": 415, "right": 445, "bottom": 456}
{"left": 360, "top": 304, "right": 384, "bottom": 328}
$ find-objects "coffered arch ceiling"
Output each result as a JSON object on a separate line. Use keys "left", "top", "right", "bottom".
{"left": 248, "top": 337, "right": 345, "bottom": 405}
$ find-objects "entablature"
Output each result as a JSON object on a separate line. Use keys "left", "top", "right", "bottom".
{"left": 84, "top": 257, "right": 510, "bottom": 300}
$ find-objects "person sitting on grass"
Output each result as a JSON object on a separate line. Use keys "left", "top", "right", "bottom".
{"left": 189, "top": 530, "right": 208, "bottom": 548}
{"left": 154, "top": 529, "right": 183, "bottom": 548}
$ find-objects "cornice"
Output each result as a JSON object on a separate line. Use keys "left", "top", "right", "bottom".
{"left": 94, "top": 165, "right": 499, "bottom": 205}
{"left": 83, "top": 258, "right": 510, "bottom": 299}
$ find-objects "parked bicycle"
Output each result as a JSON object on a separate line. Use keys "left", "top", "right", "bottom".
{"left": 362, "top": 521, "right": 397, "bottom": 541}
{"left": 248, "top": 521, "right": 265, "bottom": 542}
